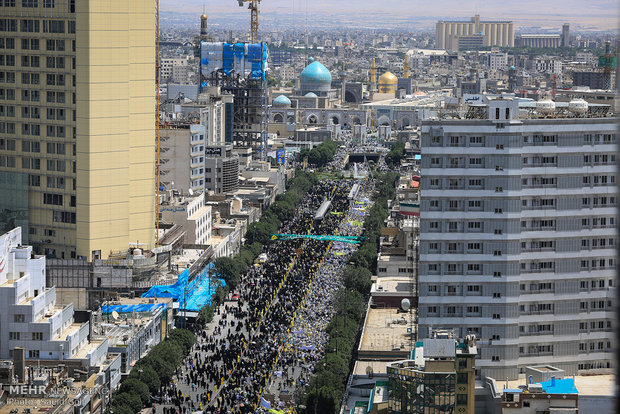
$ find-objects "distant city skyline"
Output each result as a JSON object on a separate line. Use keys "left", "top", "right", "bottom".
{"left": 161, "top": 0, "right": 619, "bottom": 31}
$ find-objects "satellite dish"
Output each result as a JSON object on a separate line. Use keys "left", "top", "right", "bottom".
{"left": 188, "top": 188, "right": 194, "bottom": 196}
{"left": 111, "top": 311, "right": 120, "bottom": 320}
{"left": 401, "top": 298, "right": 411, "bottom": 311}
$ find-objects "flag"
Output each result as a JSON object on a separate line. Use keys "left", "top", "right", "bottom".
{"left": 260, "top": 397, "right": 271, "bottom": 409}
{"left": 400, "top": 202, "right": 420, "bottom": 217}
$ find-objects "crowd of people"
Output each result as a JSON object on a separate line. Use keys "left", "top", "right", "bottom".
{"left": 259, "top": 183, "right": 371, "bottom": 412}
{"left": 156, "top": 172, "right": 356, "bottom": 414}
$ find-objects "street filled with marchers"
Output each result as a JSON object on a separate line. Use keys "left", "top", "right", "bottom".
{"left": 104, "top": 141, "right": 398, "bottom": 414}
{"left": 157, "top": 177, "right": 355, "bottom": 413}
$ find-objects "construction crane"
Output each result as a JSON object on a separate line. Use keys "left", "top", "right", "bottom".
{"left": 237, "top": 0, "right": 261, "bottom": 43}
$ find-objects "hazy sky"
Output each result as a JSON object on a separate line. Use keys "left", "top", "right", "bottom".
{"left": 162, "top": 0, "right": 619, "bottom": 30}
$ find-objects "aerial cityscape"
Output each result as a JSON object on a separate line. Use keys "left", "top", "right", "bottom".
{"left": 0, "top": 1, "right": 617, "bottom": 414}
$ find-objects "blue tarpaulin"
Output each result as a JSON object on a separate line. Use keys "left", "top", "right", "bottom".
{"left": 142, "top": 263, "right": 225, "bottom": 312}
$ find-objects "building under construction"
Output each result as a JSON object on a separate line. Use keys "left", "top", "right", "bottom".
{"left": 200, "top": 42, "right": 269, "bottom": 154}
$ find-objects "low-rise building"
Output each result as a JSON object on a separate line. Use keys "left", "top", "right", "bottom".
{"left": 386, "top": 331, "right": 477, "bottom": 414}
{"left": 97, "top": 297, "right": 172, "bottom": 375}
{"left": 161, "top": 194, "right": 212, "bottom": 246}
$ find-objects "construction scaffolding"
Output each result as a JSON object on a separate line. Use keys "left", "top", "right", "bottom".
{"left": 200, "top": 42, "right": 269, "bottom": 155}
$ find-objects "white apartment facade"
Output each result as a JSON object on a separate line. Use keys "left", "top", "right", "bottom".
{"left": 160, "top": 57, "right": 189, "bottom": 84}
{"left": 488, "top": 51, "right": 508, "bottom": 71}
{"left": 0, "top": 228, "right": 107, "bottom": 365}
{"left": 161, "top": 195, "right": 212, "bottom": 246}
{"left": 419, "top": 98, "right": 616, "bottom": 380}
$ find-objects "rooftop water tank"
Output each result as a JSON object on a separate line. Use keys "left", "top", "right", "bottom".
{"left": 568, "top": 98, "right": 589, "bottom": 115}
{"left": 536, "top": 99, "right": 556, "bottom": 115}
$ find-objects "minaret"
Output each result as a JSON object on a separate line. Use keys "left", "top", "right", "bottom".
{"left": 200, "top": 7, "right": 208, "bottom": 42}
{"left": 404, "top": 54, "right": 410, "bottom": 79}
{"left": 340, "top": 69, "right": 346, "bottom": 105}
{"left": 370, "top": 58, "right": 377, "bottom": 93}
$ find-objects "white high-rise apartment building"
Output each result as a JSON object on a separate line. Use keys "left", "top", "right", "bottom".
{"left": 419, "top": 98, "right": 616, "bottom": 380}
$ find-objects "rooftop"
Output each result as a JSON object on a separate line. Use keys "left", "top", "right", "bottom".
{"left": 359, "top": 307, "right": 411, "bottom": 353}
{"left": 506, "top": 374, "right": 614, "bottom": 396}
{"left": 372, "top": 277, "right": 414, "bottom": 295}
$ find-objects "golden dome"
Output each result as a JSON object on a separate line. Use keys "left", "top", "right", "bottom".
{"left": 378, "top": 71, "right": 398, "bottom": 85}
{"left": 201, "top": 14, "right": 208, "bottom": 20}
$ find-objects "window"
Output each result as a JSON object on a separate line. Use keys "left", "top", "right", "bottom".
{"left": 32, "top": 332, "right": 43, "bottom": 340}
{"left": 42, "top": 20, "right": 65, "bottom": 33}
{"left": 9, "top": 332, "right": 19, "bottom": 340}
{"left": 492, "top": 314, "right": 501, "bottom": 319}
{"left": 20, "top": 19, "right": 39, "bottom": 32}
{"left": 427, "top": 306, "right": 437, "bottom": 314}
{"left": 28, "top": 350, "right": 39, "bottom": 358}
{"left": 22, "top": 0, "right": 37, "bottom": 6}
{"left": 43, "top": 193, "right": 63, "bottom": 206}
{"left": 13, "top": 314, "right": 24, "bottom": 322}
{"left": 456, "top": 394, "right": 468, "bottom": 404}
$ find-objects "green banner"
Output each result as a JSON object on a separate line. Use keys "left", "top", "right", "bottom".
{"left": 270, "top": 234, "right": 364, "bottom": 243}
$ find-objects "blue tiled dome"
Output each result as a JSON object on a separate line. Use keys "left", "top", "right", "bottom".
{"left": 273, "top": 95, "right": 291, "bottom": 106}
{"left": 300, "top": 61, "right": 332, "bottom": 94}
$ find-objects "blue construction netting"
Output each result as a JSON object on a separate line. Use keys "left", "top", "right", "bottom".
{"left": 141, "top": 263, "right": 226, "bottom": 312}
{"left": 200, "top": 42, "right": 268, "bottom": 82}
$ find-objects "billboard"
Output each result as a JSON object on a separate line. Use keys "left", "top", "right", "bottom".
{"left": 276, "top": 149, "right": 285, "bottom": 165}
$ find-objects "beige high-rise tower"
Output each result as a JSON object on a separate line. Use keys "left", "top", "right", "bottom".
{"left": 0, "top": 0, "right": 156, "bottom": 260}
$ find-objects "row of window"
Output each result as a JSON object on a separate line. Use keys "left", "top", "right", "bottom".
{"left": 0, "top": 88, "right": 74, "bottom": 105}
{"left": 578, "top": 341, "right": 613, "bottom": 353}
{"left": 3, "top": 0, "right": 74, "bottom": 10}
{"left": 1, "top": 105, "right": 71, "bottom": 121}
{"left": 429, "top": 133, "right": 615, "bottom": 146}
{"left": 579, "top": 320, "right": 613, "bottom": 332}
{"left": 8, "top": 331, "right": 44, "bottom": 340}
{"left": 0, "top": 124, "right": 68, "bottom": 137}
{"left": 29, "top": 175, "right": 75, "bottom": 191}
{"left": 428, "top": 153, "right": 615, "bottom": 169}
{"left": 2, "top": 140, "right": 71, "bottom": 154}
{"left": 580, "top": 300, "right": 614, "bottom": 310}
{"left": 427, "top": 263, "right": 505, "bottom": 276}
{"left": 582, "top": 196, "right": 616, "bottom": 207}
{"left": 17, "top": 19, "right": 71, "bottom": 33}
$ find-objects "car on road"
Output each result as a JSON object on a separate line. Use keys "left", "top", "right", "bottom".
{"left": 231, "top": 293, "right": 240, "bottom": 301}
